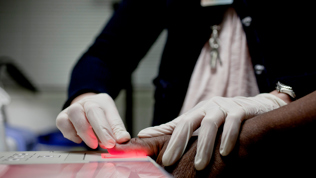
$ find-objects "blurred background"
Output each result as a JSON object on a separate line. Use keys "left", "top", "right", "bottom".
{"left": 0, "top": 0, "right": 167, "bottom": 151}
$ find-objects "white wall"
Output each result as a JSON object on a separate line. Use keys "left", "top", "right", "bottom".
{"left": 0, "top": 0, "right": 165, "bottom": 91}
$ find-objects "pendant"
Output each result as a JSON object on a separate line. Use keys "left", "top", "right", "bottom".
{"left": 209, "top": 25, "right": 221, "bottom": 69}
{"left": 210, "top": 49, "right": 221, "bottom": 69}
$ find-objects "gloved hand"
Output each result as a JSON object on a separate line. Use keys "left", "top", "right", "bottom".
{"left": 56, "top": 93, "right": 131, "bottom": 149}
{"left": 138, "top": 93, "right": 287, "bottom": 170}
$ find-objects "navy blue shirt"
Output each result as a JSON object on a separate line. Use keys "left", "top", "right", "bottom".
{"left": 64, "top": 0, "right": 316, "bottom": 126}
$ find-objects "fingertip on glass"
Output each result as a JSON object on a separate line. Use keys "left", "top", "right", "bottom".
{"left": 89, "top": 143, "right": 99, "bottom": 150}
{"left": 71, "top": 137, "right": 82, "bottom": 144}
{"left": 101, "top": 139, "right": 116, "bottom": 149}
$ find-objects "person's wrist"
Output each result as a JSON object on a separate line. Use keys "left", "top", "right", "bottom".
{"left": 71, "top": 92, "right": 97, "bottom": 104}
{"left": 270, "top": 90, "right": 292, "bottom": 104}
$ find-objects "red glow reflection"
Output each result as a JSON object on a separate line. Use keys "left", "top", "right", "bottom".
{"left": 102, "top": 152, "right": 147, "bottom": 159}
{"left": 0, "top": 162, "right": 172, "bottom": 178}
{"left": 106, "top": 140, "right": 150, "bottom": 159}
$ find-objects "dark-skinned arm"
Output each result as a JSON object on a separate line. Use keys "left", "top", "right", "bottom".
{"left": 109, "top": 90, "right": 316, "bottom": 177}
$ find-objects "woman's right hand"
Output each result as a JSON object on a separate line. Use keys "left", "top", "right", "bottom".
{"left": 56, "top": 93, "right": 131, "bottom": 149}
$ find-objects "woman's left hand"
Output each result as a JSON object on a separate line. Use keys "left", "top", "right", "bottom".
{"left": 138, "top": 93, "right": 287, "bottom": 170}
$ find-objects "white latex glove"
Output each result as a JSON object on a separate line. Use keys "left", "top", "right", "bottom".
{"left": 56, "top": 93, "right": 130, "bottom": 149}
{"left": 138, "top": 93, "right": 287, "bottom": 170}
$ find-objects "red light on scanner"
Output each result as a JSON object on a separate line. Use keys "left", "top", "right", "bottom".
{"left": 101, "top": 153, "right": 147, "bottom": 159}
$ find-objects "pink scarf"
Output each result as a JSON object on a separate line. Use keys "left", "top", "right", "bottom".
{"left": 180, "top": 8, "right": 259, "bottom": 114}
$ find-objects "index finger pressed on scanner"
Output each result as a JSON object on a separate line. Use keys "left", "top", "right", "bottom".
{"left": 83, "top": 101, "right": 116, "bottom": 148}
{"left": 100, "top": 101, "right": 131, "bottom": 143}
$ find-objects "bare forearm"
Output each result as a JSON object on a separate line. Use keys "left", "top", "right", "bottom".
{"left": 236, "top": 90, "right": 316, "bottom": 177}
